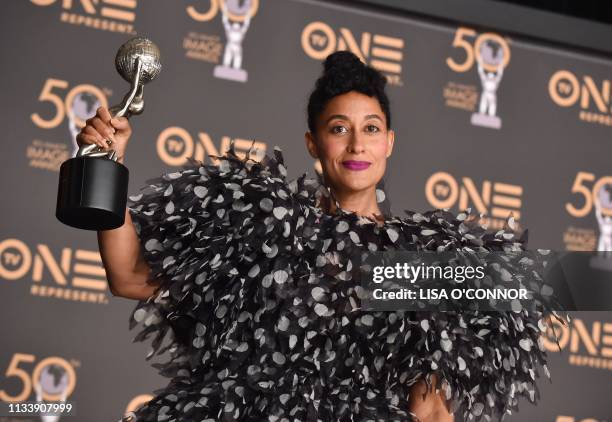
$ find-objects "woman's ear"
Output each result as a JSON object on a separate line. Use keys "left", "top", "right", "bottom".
{"left": 305, "top": 131, "right": 319, "bottom": 159}
{"left": 386, "top": 129, "right": 395, "bottom": 158}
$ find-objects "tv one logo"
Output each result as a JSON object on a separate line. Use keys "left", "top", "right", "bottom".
{"left": 30, "top": 0, "right": 137, "bottom": 34}
{"left": 301, "top": 21, "right": 404, "bottom": 86}
{"left": 543, "top": 318, "right": 612, "bottom": 371}
{"left": 425, "top": 172, "right": 523, "bottom": 229}
{"left": 0, "top": 239, "right": 109, "bottom": 304}
{"left": 549, "top": 70, "right": 612, "bottom": 127}
{"left": 157, "top": 126, "right": 267, "bottom": 166}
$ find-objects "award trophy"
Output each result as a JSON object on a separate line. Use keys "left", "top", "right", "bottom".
{"left": 56, "top": 37, "right": 161, "bottom": 230}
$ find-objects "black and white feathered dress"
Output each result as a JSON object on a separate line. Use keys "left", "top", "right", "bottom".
{"left": 122, "top": 144, "right": 564, "bottom": 422}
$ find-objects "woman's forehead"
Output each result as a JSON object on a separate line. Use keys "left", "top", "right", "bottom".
{"left": 321, "top": 92, "right": 384, "bottom": 119}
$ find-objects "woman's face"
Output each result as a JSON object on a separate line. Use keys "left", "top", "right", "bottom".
{"left": 305, "top": 91, "right": 394, "bottom": 196}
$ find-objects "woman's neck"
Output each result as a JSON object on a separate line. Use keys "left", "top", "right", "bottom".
{"left": 324, "top": 186, "right": 384, "bottom": 222}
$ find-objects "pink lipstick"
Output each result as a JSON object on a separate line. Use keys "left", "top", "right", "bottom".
{"left": 342, "top": 160, "right": 371, "bottom": 171}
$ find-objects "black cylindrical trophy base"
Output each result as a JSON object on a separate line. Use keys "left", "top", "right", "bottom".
{"left": 56, "top": 156, "right": 129, "bottom": 230}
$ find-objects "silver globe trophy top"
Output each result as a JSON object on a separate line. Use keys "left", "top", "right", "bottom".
{"left": 115, "top": 37, "right": 162, "bottom": 84}
{"left": 109, "top": 37, "right": 162, "bottom": 121}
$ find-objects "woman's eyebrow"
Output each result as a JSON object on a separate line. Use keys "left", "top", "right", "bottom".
{"left": 325, "top": 114, "right": 349, "bottom": 124}
{"left": 325, "top": 114, "right": 383, "bottom": 123}
{"left": 364, "top": 114, "right": 383, "bottom": 122}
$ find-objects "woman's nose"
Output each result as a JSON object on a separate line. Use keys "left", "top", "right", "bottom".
{"left": 347, "top": 133, "right": 366, "bottom": 153}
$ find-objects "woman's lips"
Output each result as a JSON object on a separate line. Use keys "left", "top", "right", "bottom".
{"left": 342, "top": 160, "right": 371, "bottom": 170}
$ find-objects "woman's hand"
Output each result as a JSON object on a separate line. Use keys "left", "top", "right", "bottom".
{"left": 75, "top": 106, "right": 132, "bottom": 163}
{"left": 409, "top": 374, "right": 454, "bottom": 422}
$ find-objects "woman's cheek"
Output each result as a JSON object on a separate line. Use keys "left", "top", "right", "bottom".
{"left": 376, "top": 138, "right": 390, "bottom": 157}
{"left": 374, "top": 162, "right": 386, "bottom": 180}
{"left": 328, "top": 143, "right": 345, "bottom": 159}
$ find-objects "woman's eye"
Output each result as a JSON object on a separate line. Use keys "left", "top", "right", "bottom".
{"left": 332, "top": 125, "right": 348, "bottom": 134}
{"left": 366, "top": 125, "right": 380, "bottom": 133}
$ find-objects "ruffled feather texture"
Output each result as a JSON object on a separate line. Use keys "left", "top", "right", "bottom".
{"left": 123, "top": 144, "right": 566, "bottom": 422}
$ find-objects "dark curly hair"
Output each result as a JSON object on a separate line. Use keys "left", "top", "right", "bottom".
{"left": 307, "top": 50, "right": 391, "bottom": 134}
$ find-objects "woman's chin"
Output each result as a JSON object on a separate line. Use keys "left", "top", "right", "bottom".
{"left": 335, "top": 177, "right": 376, "bottom": 194}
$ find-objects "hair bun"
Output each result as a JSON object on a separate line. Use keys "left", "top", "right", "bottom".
{"left": 323, "top": 51, "right": 364, "bottom": 73}
{"left": 307, "top": 50, "right": 391, "bottom": 132}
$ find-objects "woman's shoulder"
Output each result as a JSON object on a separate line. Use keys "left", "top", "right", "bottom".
{"left": 358, "top": 207, "right": 527, "bottom": 253}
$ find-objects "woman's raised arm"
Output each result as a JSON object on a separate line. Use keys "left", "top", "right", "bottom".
{"left": 77, "top": 106, "right": 160, "bottom": 300}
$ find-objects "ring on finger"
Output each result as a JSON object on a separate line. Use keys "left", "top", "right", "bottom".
{"left": 105, "top": 139, "right": 113, "bottom": 146}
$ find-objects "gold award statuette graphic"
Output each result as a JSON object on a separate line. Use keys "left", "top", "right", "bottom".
{"left": 56, "top": 37, "right": 161, "bottom": 230}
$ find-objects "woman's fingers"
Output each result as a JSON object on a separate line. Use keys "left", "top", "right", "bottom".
{"left": 98, "top": 106, "right": 112, "bottom": 123}
{"left": 74, "top": 106, "right": 132, "bottom": 161}
{"left": 90, "top": 116, "right": 116, "bottom": 143}
{"left": 82, "top": 125, "right": 108, "bottom": 149}
{"left": 110, "top": 116, "right": 131, "bottom": 135}
{"left": 74, "top": 106, "right": 123, "bottom": 153}
{"left": 76, "top": 133, "right": 104, "bottom": 149}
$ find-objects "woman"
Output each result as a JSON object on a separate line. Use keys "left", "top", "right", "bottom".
{"left": 78, "top": 51, "right": 556, "bottom": 421}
